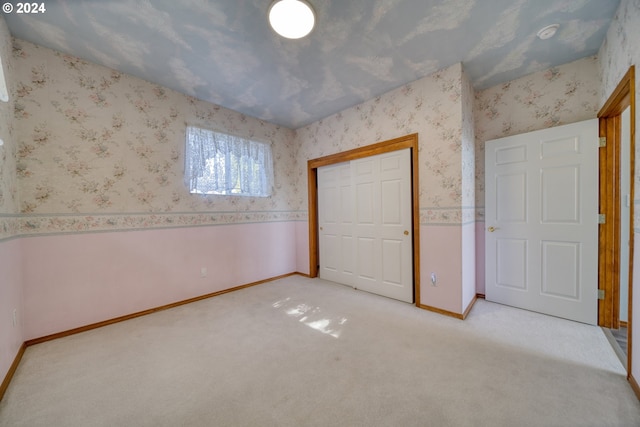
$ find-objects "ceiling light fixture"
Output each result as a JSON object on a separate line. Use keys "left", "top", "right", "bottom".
{"left": 537, "top": 24, "right": 559, "bottom": 40}
{"left": 268, "top": 0, "right": 316, "bottom": 39}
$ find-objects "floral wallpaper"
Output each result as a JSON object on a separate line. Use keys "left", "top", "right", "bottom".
{"left": 474, "top": 55, "right": 601, "bottom": 217}
{"left": 3, "top": 18, "right": 624, "bottom": 240}
{"left": 461, "top": 67, "right": 475, "bottom": 211}
{"left": 0, "top": 17, "right": 18, "bottom": 241}
{"left": 598, "top": 0, "right": 640, "bottom": 103}
{"left": 4, "top": 34, "right": 613, "bottom": 239}
{"left": 294, "top": 62, "right": 470, "bottom": 225}
{"left": 12, "top": 39, "right": 299, "bottom": 236}
{"left": 598, "top": 0, "right": 640, "bottom": 229}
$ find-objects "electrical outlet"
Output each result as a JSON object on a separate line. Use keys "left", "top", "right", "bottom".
{"left": 430, "top": 272, "right": 437, "bottom": 286}
{"left": 12, "top": 309, "right": 16, "bottom": 327}
{"left": 200, "top": 267, "right": 207, "bottom": 278}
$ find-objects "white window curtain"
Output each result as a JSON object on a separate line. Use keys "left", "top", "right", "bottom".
{"left": 185, "top": 126, "right": 274, "bottom": 197}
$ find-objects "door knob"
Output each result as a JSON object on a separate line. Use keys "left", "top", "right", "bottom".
{"left": 487, "top": 226, "right": 498, "bottom": 232}
{"left": 320, "top": 227, "right": 323, "bottom": 231}
{"left": 404, "top": 230, "right": 409, "bottom": 236}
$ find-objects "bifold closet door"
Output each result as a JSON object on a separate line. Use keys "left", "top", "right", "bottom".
{"left": 318, "top": 162, "right": 355, "bottom": 286}
{"left": 318, "top": 148, "right": 413, "bottom": 303}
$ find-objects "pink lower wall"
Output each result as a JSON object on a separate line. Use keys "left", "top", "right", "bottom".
{"left": 420, "top": 225, "right": 463, "bottom": 314}
{"left": 0, "top": 239, "right": 23, "bottom": 382}
{"left": 475, "top": 221, "right": 485, "bottom": 295}
{"left": 295, "top": 221, "right": 310, "bottom": 275}
{"left": 21, "top": 222, "right": 297, "bottom": 340}
{"left": 462, "top": 222, "right": 476, "bottom": 311}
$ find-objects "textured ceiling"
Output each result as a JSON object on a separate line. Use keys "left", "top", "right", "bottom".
{"left": 4, "top": 0, "right": 620, "bottom": 129}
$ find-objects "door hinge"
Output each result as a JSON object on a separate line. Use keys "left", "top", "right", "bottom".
{"left": 599, "top": 137, "right": 607, "bottom": 147}
{"left": 598, "top": 289, "right": 605, "bottom": 300}
{"left": 598, "top": 214, "right": 606, "bottom": 224}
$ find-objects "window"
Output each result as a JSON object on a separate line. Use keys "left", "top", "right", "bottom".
{"left": 185, "top": 126, "right": 274, "bottom": 197}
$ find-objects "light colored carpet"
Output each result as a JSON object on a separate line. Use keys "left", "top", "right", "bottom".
{"left": 1, "top": 275, "right": 639, "bottom": 426}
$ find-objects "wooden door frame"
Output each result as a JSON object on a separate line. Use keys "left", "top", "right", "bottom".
{"left": 307, "top": 133, "right": 421, "bottom": 305}
{"left": 598, "top": 66, "right": 635, "bottom": 384}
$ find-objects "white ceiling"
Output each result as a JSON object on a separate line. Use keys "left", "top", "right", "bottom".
{"left": 4, "top": 0, "right": 620, "bottom": 128}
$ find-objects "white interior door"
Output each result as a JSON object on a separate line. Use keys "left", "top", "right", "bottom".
{"left": 318, "top": 148, "right": 413, "bottom": 303}
{"left": 485, "top": 119, "right": 598, "bottom": 324}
